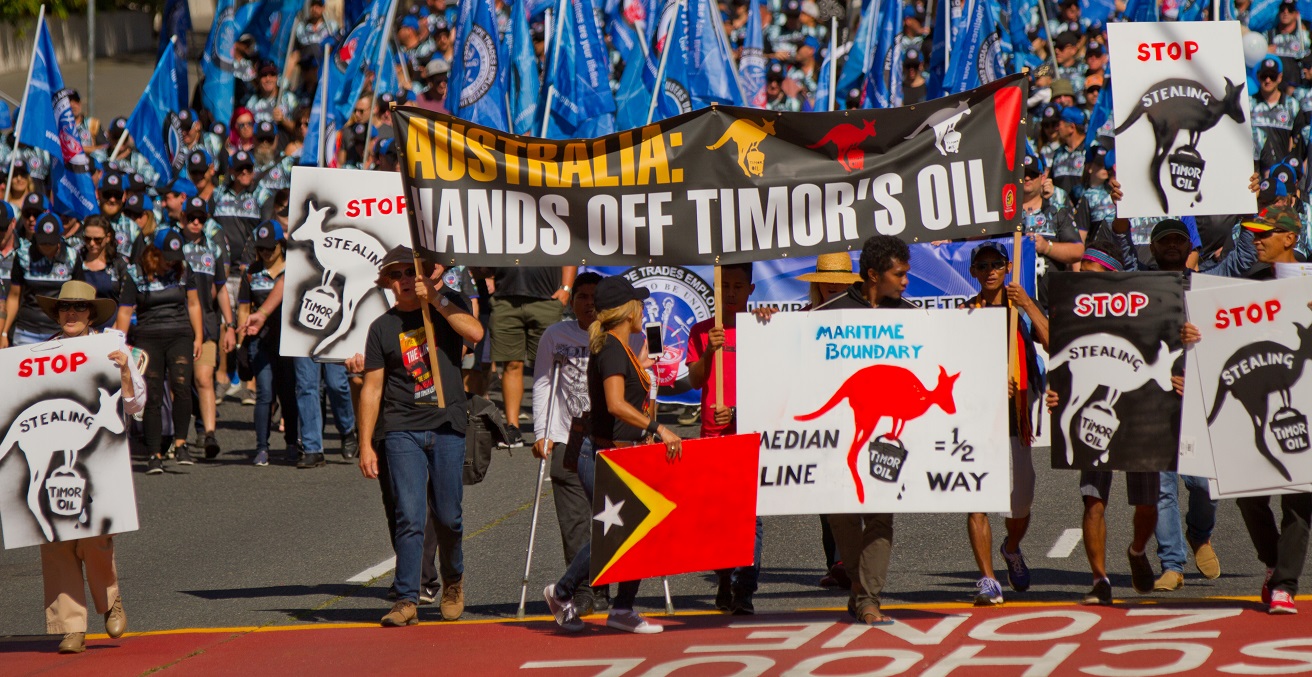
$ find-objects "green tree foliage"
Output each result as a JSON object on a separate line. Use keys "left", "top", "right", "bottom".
{"left": 0, "top": 1, "right": 164, "bottom": 25}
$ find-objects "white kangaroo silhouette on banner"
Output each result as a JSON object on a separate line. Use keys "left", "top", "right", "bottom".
{"left": 292, "top": 201, "right": 388, "bottom": 356}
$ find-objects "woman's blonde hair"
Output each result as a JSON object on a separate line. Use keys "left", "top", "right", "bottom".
{"left": 137, "top": 209, "right": 158, "bottom": 239}
{"left": 589, "top": 300, "right": 642, "bottom": 355}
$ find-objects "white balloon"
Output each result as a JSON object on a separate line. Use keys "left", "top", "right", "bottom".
{"left": 1243, "top": 32, "right": 1270, "bottom": 68}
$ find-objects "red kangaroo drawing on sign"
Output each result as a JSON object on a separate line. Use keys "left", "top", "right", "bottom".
{"left": 795, "top": 365, "right": 959, "bottom": 502}
{"left": 807, "top": 120, "right": 877, "bottom": 172}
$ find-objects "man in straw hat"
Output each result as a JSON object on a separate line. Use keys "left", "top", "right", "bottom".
{"left": 797, "top": 252, "right": 863, "bottom": 308}
{"left": 28, "top": 280, "right": 145, "bottom": 653}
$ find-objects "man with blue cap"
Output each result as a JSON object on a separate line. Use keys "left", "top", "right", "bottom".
{"left": 1050, "top": 106, "right": 1088, "bottom": 198}
{"left": 1251, "top": 56, "right": 1304, "bottom": 173}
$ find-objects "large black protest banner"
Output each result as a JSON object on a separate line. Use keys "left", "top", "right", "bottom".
{"left": 1048, "top": 272, "right": 1185, "bottom": 472}
{"left": 392, "top": 75, "right": 1027, "bottom": 266}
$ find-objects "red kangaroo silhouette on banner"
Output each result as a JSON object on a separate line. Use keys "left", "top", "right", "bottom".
{"left": 795, "top": 365, "right": 959, "bottom": 502}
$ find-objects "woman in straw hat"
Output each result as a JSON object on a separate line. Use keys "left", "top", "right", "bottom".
{"left": 30, "top": 280, "right": 146, "bottom": 654}
{"left": 797, "top": 252, "right": 863, "bottom": 309}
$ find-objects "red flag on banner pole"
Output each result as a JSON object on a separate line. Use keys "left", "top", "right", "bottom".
{"left": 590, "top": 433, "right": 760, "bottom": 587}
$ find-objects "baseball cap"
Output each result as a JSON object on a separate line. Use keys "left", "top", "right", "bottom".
{"left": 1054, "top": 31, "right": 1081, "bottom": 50}
{"left": 166, "top": 177, "right": 198, "bottom": 199}
{"left": 970, "top": 242, "right": 1010, "bottom": 264}
{"left": 0, "top": 201, "right": 14, "bottom": 231}
{"left": 594, "top": 276, "right": 650, "bottom": 312}
{"left": 21, "top": 192, "right": 46, "bottom": 216}
{"left": 109, "top": 117, "right": 127, "bottom": 137}
{"left": 210, "top": 121, "right": 228, "bottom": 137}
{"left": 783, "top": 0, "right": 801, "bottom": 15}
{"left": 57, "top": 87, "right": 80, "bottom": 102}
{"left": 1023, "top": 153, "right": 1046, "bottom": 177}
{"left": 767, "top": 60, "right": 786, "bottom": 83}
{"left": 253, "top": 220, "right": 285, "bottom": 247}
{"left": 1149, "top": 218, "right": 1191, "bottom": 243}
{"left": 801, "top": 35, "right": 821, "bottom": 53}
{"left": 1086, "top": 144, "right": 1113, "bottom": 167}
{"left": 904, "top": 48, "right": 922, "bottom": 66}
{"left": 1263, "top": 160, "right": 1301, "bottom": 202}
{"left": 1050, "top": 79, "right": 1075, "bottom": 98}
{"left": 1280, "top": 0, "right": 1299, "bottom": 11}
{"left": 230, "top": 150, "right": 255, "bottom": 172}
{"left": 176, "top": 108, "right": 197, "bottom": 128}
{"left": 184, "top": 196, "right": 209, "bottom": 221}
{"left": 1059, "top": 106, "right": 1087, "bottom": 126}
{"left": 255, "top": 120, "right": 278, "bottom": 140}
{"left": 400, "top": 15, "right": 421, "bottom": 31}
{"left": 33, "top": 212, "right": 63, "bottom": 246}
{"left": 154, "top": 228, "right": 186, "bottom": 261}
{"left": 127, "top": 173, "right": 148, "bottom": 194}
{"left": 258, "top": 62, "right": 279, "bottom": 78}
{"left": 99, "top": 172, "right": 125, "bottom": 195}
{"left": 10, "top": 158, "right": 28, "bottom": 175}
{"left": 1085, "top": 41, "right": 1105, "bottom": 57}
{"left": 800, "top": 0, "right": 819, "bottom": 18}
{"left": 1243, "top": 204, "right": 1303, "bottom": 234}
{"left": 1259, "top": 56, "right": 1283, "bottom": 77}
{"left": 187, "top": 149, "right": 213, "bottom": 175}
{"left": 123, "top": 192, "right": 153, "bottom": 217}
{"left": 425, "top": 58, "right": 450, "bottom": 78}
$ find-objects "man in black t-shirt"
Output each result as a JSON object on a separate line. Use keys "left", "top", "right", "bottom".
{"left": 489, "top": 265, "right": 576, "bottom": 446}
{"left": 813, "top": 235, "right": 914, "bottom": 626}
{"left": 358, "top": 246, "right": 484, "bottom": 628}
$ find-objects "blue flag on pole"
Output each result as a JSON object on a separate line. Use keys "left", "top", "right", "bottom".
{"left": 606, "top": 0, "right": 642, "bottom": 57}
{"left": 301, "top": 39, "right": 336, "bottom": 166}
{"left": 942, "top": 0, "right": 1006, "bottom": 95}
{"left": 615, "top": 41, "right": 653, "bottom": 130}
{"left": 1247, "top": 0, "right": 1281, "bottom": 31}
{"left": 864, "top": 0, "right": 906, "bottom": 108}
{"left": 19, "top": 18, "right": 97, "bottom": 218}
{"left": 448, "top": 0, "right": 511, "bottom": 131}
{"left": 201, "top": 0, "right": 259, "bottom": 125}
{"left": 836, "top": 0, "right": 878, "bottom": 97}
{"left": 509, "top": 0, "right": 541, "bottom": 135}
{"left": 1082, "top": 0, "right": 1117, "bottom": 21}
{"left": 1176, "top": 0, "right": 1206, "bottom": 20}
{"left": 0, "top": 102, "right": 10, "bottom": 131}
{"left": 686, "top": 0, "right": 743, "bottom": 106}
{"left": 927, "top": 0, "right": 969, "bottom": 99}
{"left": 330, "top": 0, "right": 391, "bottom": 127}
{"left": 739, "top": 0, "right": 767, "bottom": 108}
{"left": 1122, "top": 0, "right": 1160, "bottom": 22}
{"left": 160, "top": 0, "right": 192, "bottom": 105}
{"left": 126, "top": 46, "right": 184, "bottom": 181}
{"left": 645, "top": 0, "right": 690, "bottom": 119}
{"left": 250, "top": 0, "right": 303, "bottom": 71}
{"left": 544, "top": 0, "right": 618, "bottom": 138}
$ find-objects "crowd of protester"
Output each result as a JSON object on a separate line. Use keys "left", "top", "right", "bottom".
{"left": 7, "top": 0, "right": 1312, "bottom": 652}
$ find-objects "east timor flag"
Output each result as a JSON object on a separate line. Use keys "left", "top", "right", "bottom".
{"left": 590, "top": 434, "right": 760, "bottom": 587}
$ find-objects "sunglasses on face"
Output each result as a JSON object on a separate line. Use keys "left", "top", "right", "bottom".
{"left": 103, "top": 194, "right": 122, "bottom": 202}
{"left": 236, "top": 120, "right": 255, "bottom": 128}
{"left": 386, "top": 267, "right": 418, "bottom": 280}
{"left": 57, "top": 302, "right": 91, "bottom": 313}
{"left": 971, "top": 260, "right": 1008, "bottom": 272}
{"left": 1254, "top": 229, "right": 1287, "bottom": 240}
{"left": 84, "top": 235, "right": 108, "bottom": 244}
{"left": 1261, "top": 73, "right": 1279, "bottom": 81}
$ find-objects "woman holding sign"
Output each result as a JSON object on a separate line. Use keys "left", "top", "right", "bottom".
{"left": 30, "top": 280, "right": 145, "bottom": 653}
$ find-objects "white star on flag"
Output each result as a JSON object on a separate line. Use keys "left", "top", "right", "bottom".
{"left": 593, "top": 495, "right": 625, "bottom": 536}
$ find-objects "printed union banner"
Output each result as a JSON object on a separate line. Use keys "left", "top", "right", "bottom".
{"left": 738, "top": 309, "right": 1010, "bottom": 515}
{"left": 282, "top": 167, "right": 407, "bottom": 361}
{"left": 0, "top": 335, "right": 138, "bottom": 549}
{"left": 393, "top": 74, "right": 1027, "bottom": 266}
{"left": 1107, "top": 21, "right": 1256, "bottom": 219}
{"left": 1184, "top": 276, "right": 1312, "bottom": 494}
{"left": 1048, "top": 272, "right": 1186, "bottom": 472}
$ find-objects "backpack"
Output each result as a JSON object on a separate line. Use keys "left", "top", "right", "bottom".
{"left": 464, "top": 394, "right": 512, "bottom": 485}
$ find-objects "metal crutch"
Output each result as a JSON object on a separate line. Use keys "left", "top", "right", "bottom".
{"left": 516, "top": 357, "right": 563, "bottom": 619}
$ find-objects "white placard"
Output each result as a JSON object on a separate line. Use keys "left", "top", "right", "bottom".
{"left": 1108, "top": 21, "right": 1256, "bottom": 219}
{"left": 1184, "top": 276, "right": 1312, "bottom": 494}
{"left": 1276, "top": 262, "right": 1312, "bottom": 278}
{"left": 738, "top": 308, "right": 1010, "bottom": 515}
{"left": 0, "top": 335, "right": 138, "bottom": 549}
{"left": 282, "top": 167, "right": 409, "bottom": 361}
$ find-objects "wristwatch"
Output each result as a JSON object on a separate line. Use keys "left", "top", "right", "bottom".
{"left": 559, "top": 284, "right": 571, "bottom": 293}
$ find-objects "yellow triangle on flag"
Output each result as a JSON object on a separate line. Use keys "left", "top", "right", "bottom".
{"left": 593, "top": 453, "right": 678, "bottom": 583}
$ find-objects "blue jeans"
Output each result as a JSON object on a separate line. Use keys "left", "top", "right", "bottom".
{"left": 555, "top": 440, "right": 641, "bottom": 609}
{"left": 249, "top": 335, "right": 298, "bottom": 453}
{"left": 12, "top": 327, "right": 49, "bottom": 345}
{"left": 383, "top": 427, "right": 465, "bottom": 604}
{"left": 1156, "top": 473, "right": 1218, "bottom": 573}
{"left": 292, "top": 358, "right": 356, "bottom": 453}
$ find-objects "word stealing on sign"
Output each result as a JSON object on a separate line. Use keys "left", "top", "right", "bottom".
{"left": 18, "top": 352, "right": 89, "bottom": 377}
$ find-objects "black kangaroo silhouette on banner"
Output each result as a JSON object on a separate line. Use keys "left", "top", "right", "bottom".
{"left": 1115, "top": 77, "right": 1247, "bottom": 213}
{"left": 1206, "top": 322, "right": 1312, "bottom": 482}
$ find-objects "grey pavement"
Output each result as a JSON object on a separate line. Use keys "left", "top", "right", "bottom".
{"left": 0, "top": 54, "right": 181, "bottom": 123}
{"left": 0, "top": 381, "right": 1283, "bottom": 636}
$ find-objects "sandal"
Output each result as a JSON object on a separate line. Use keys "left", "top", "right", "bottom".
{"left": 858, "top": 605, "right": 895, "bottom": 626}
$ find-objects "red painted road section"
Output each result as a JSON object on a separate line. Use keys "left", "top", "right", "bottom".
{"left": 6, "top": 601, "right": 1312, "bottom": 675}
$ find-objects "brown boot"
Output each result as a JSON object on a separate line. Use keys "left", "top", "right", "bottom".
{"left": 440, "top": 578, "right": 464, "bottom": 621}
{"left": 104, "top": 595, "right": 127, "bottom": 638}
{"left": 58, "top": 632, "right": 85, "bottom": 654}
{"left": 380, "top": 600, "right": 418, "bottom": 627}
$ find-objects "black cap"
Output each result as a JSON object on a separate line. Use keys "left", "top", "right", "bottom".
{"left": 184, "top": 196, "right": 209, "bottom": 220}
{"left": 177, "top": 109, "right": 197, "bottom": 127}
{"left": 970, "top": 241, "right": 1010, "bottom": 263}
{"left": 766, "top": 60, "right": 786, "bottom": 82}
{"left": 21, "top": 192, "right": 44, "bottom": 216}
{"left": 211, "top": 121, "right": 228, "bottom": 137}
{"left": 100, "top": 172, "right": 125, "bottom": 196}
{"left": 187, "top": 149, "right": 212, "bottom": 175}
{"left": 128, "top": 173, "right": 148, "bottom": 193}
{"left": 123, "top": 192, "right": 151, "bottom": 217}
{"left": 10, "top": 158, "right": 28, "bottom": 175}
{"left": 33, "top": 212, "right": 63, "bottom": 245}
{"left": 1150, "top": 218, "right": 1191, "bottom": 243}
{"left": 255, "top": 120, "right": 278, "bottom": 140}
{"left": 230, "top": 150, "right": 255, "bottom": 172}
{"left": 1054, "top": 31, "right": 1081, "bottom": 50}
{"left": 253, "top": 220, "right": 285, "bottom": 247}
{"left": 1259, "top": 56, "right": 1283, "bottom": 77}
{"left": 154, "top": 228, "right": 186, "bottom": 261}
{"left": 904, "top": 48, "right": 921, "bottom": 66}
{"left": 1086, "top": 41, "right": 1105, "bottom": 56}
{"left": 594, "top": 276, "right": 651, "bottom": 312}
{"left": 258, "top": 61, "right": 279, "bottom": 78}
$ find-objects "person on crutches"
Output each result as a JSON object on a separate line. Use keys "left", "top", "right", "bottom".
{"left": 522, "top": 273, "right": 615, "bottom": 616}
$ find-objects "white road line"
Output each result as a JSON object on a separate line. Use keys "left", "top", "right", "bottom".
{"left": 1046, "top": 528, "right": 1084, "bottom": 558}
{"left": 347, "top": 556, "right": 396, "bottom": 583}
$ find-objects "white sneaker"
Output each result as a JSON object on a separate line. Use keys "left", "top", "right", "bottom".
{"left": 223, "top": 382, "right": 243, "bottom": 399}
{"left": 607, "top": 609, "right": 662, "bottom": 634}
{"left": 543, "top": 585, "right": 584, "bottom": 631}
